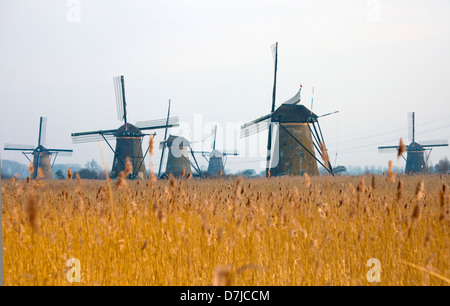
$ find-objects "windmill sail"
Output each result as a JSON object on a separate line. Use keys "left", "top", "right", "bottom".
{"left": 135, "top": 117, "right": 180, "bottom": 130}
{"left": 38, "top": 117, "right": 47, "bottom": 147}
{"left": 158, "top": 100, "right": 172, "bottom": 178}
{"left": 114, "top": 76, "right": 126, "bottom": 123}
{"left": 71, "top": 129, "right": 118, "bottom": 143}
{"left": 407, "top": 112, "right": 414, "bottom": 142}
{"left": 4, "top": 143, "right": 35, "bottom": 151}
{"left": 240, "top": 114, "right": 271, "bottom": 138}
{"left": 419, "top": 139, "right": 449, "bottom": 147}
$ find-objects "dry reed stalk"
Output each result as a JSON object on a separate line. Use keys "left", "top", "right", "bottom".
{"left": 28, "top": 162, "right": 34, "bottom": 175}
{"left": 396, "top": 180, "right": 403, "bottom": 202}
{"left": 387, "top": 160, "right": 395, "bottom": 182}
{"left": 401, "top": 261, "right": 450, "bottom": 284}
{"left": 398, "top": 138, "right": 406, "bottom": 160}
{"left": 235, "top": 177, "right": 242, "bottom": 200}
{"left": 37, "top": 168, "right": 44, "bottom": 179}
{"left": 67, "top": 168, "right": 73, "bottom": 180}
{"left": 415, "top": 180, "right": 424, "bottom": 201}
{"left": 181, "top": 168, "right": 186, "bottom": 178}
{"left": 303, "top": 173, "right": 311, "bottom": 188}
{"left": 212, "top": 265, "right": 232, "bottom": 286}
{"left": 125, "top": 157, "right": 133, "bottom": 177}
{"left": 25, "top": 191, "right": 40, "bottom": 233}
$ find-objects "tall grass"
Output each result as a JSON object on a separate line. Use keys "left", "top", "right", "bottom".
{"left": 1, "top": 173, "right": 449, "bottom": 285}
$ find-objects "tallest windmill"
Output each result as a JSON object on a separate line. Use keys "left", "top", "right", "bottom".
{"left": 240, "top": 42, "right": 334, "bottom": 176}
{"left": 378, "top": 112, "right": 448, "bottom": 173}
{"left": 71, "top": 76, "right": 179, "bottom": 179}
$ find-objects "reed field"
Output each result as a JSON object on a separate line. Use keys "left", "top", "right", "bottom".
{"left": 1, "top": 170, "right": 449, "bottom": 286}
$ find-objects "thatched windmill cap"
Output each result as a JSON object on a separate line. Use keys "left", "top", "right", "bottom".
{"left": 408, "top": 141, "right": 425, "bottom": 152}
{"left": 165, "top": 135, "right": 191, "bottom": 147}
{"left": 272, "top": 104, "right": 318, "bottom": 123}
{"left": 115, "top": 123, "right": 143, "bottom": 137}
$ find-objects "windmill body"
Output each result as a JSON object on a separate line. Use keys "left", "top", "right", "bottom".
{"left": 4, "top": 117, "right": 73, "bottom": 179}
{"left": 111, "top": 123, "right": 147, "bottom": 179}
{"left": 207, "top": 150, "right": 224, "bottom": 175}
{"left": 191, "top": 126, "right": 239, "bottom": 176}
{"left": 378, "top": 112, "right": 448, "bottom": 174}
{"left": 32, "top": 146, "right": 53, "bottom": 179}
{"left": 162, "top": 135, "right": 193, "bottom": 177}
{"left": 270, "top": 104, "right": 319, "bottom": 176}
{"left": 71, "top": 76, "right": 179, "bottom": 179}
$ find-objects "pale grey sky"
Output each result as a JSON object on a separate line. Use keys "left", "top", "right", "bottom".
{"left": 1, "top": 0, "right": 449, "bottom": 173}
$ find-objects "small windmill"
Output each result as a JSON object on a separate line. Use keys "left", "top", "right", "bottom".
{"left": 378, "top": 112, "right": 448, "bottom": 174}
{"left": 71, "top": 75, "right": 179, "bottom": 179}
{"left": 240, "top": 42, "right": 334, "bottom": 177}
{"left": 159, "top": 135, "right": 203, "bottom": 178}
{"left": 4, "top": 117, "right": 73, "bottom": 179}
{"left": 192, "top": 125, "right": 239, "bottom": 176}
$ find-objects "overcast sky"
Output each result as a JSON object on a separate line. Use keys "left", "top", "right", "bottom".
{"left": 1, "top": 0, "right": 449, "bottom": 174}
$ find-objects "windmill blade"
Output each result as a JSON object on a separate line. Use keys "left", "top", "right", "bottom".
{"left": 135, "top": 117, "right": 180, "bottom": 130}
{"left": 407, "top": 112, "right": 414, "bottom": 142}
{"left": 114, "top": 76, "right": 127, "bottom": 123}
{"left": 48, "top": 151, "right": 73, "bottom": 157}
{"left": 47, "top": 149, "right": 73, "bottom": 157}
{"left": 71, "top": 129, "right": 117, "bottom": 144}
{"left": 420, "top": 139, "right": 449, "bottom": 147}
{"left": 282, "top": 86, "right": 302, "bottom": 105}
{"left": 158, "top": 99, "right": 172, "bottom": 178}
{"left": 38, "top": 117, "right": 47, "bottom": 147}
{"left": 378, "top": 145, "right": 400, "bottom": 150}
{"left": 211, "top": 125, "right": 218, "bottom": 151}
{"left": 240, "top": 114, "right": 271, "bottom": 138}
{"left": 4, "top": 143, "right": 35, "bottom": 151}
{"left": 378, "top": 148, "right": 399, "bottom": 154}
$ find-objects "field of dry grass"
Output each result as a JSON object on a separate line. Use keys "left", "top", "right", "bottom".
{"left": 1, "top": 172, "right": 449, "bottom": 286}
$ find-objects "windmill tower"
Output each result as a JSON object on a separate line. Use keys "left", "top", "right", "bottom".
{"left": 240, "top": 42, "right": 334, "bottom": 177}
{"left": 378, "top": 112, "right": 449, "bottom": 174}
{"left": 4, "top": 117, "right": 73, "bottom": 179}
{"left": 71, "top": 76, "right": 179, "bottom": 179}
{"left": 192, "top": 125, "right": 239, "bottom": 176}
{"left": 159, "top": 134, "right": 204, "bottom": 178}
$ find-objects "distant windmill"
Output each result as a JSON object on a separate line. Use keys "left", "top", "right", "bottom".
{"left": 378, "top": 112, "right": 449, "bottom": 174}
{"left": 71, "top": 76, "right": 179, "bottom": 179}
{"left": 192, "top": 125, "right": 239, "bottom": 176}
{"left": 4, "top": 116, "right": 73, "bottom": 179}
{"left": 240, "top": 42, "right": 334, "bottom": 177}
{"left": 159, "top": 135, "right": 203, "bottom": 178}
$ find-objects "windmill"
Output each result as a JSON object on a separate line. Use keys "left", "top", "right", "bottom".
{"left": 192, "top": 125, "right": 239, "bottom": 176}
{"left": 4, "top": 116, "right": 73, "bottom": 179}
{"left": 378, "top": 112, "right": 449, "bottom": 174}
{"left": 240, "top": 42, "right": 334, "bottom": 177}
{"left": 159, "top": 134, "right": 204, "bottom": 178}
{"left": 71, "top": 75, "right": 179, "bottom": 179}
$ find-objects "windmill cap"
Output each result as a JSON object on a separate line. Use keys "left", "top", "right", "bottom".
{"left": 272, "top": 104, "right": 318, "bottom": 123}
{"left": 115, "top": 123, "right": 143, "bottom": 137}
{"left": 210, "top": 150, "right": 223, "bottom": 158}
{"left": 165, "top": 135, "right": 191, "bottom": 147}
{"left": 408, "top": 141, "right": 425, "bottom": 151}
